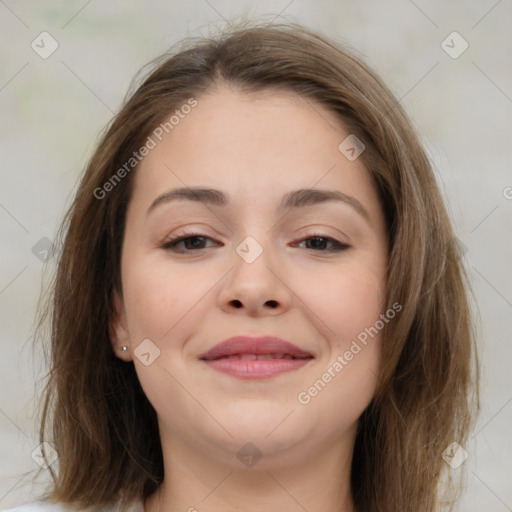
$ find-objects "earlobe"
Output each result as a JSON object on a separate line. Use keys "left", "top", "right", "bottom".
{"left": 110, "top": 289, "right": 131, "bottom": 360}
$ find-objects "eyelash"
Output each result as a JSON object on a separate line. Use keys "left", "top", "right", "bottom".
{"left": 161, "top": 232, "right": 350, "bottom": 253}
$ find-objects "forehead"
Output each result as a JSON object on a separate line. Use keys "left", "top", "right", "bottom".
{"left": 128, "top": 86, "right": 377, "bottom": 217}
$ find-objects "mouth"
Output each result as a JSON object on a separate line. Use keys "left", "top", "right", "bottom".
{"left": 199, "top": 336, "right": 314, "bottom": 379}
{"left": 207, "top": 353, "right": 311, "bottom": 361}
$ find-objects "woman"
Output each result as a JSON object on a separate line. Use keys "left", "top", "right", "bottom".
{"left": 8, "top": 20, "right": 479, "bottom": 512}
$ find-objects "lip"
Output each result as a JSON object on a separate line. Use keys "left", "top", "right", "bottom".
{"left": 199, "top": 336, "right": 314, "bottom": 379}
{"left": 199, "top": 336, "right": 313, "bottom": 360}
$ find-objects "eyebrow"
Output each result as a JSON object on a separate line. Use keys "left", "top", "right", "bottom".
{"left": 146, "top": 187, "right": 370, "bottom": 222}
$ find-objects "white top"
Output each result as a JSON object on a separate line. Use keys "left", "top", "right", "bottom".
{"left": 1, "top": 500, "right": 144, "bottom": 512}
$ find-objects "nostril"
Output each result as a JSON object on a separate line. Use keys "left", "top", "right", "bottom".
{"left": 228, "top": 299, "right": 278, "bottom": 308}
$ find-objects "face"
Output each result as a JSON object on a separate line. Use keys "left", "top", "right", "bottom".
{"left": 111, "top": 85, "right": 389, "bottom": 469}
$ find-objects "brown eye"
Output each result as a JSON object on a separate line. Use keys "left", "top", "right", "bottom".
{"left": 162, "top": 234, "right": 221, "bottom": 252}
{"left": 292, "top": 235, "right": 350, "bottom": 252}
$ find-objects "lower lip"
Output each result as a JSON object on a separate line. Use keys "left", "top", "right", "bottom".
{"left": 202, "top": 358, "right": 312, "bottom": 379}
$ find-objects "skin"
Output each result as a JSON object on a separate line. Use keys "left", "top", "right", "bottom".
{"left": 110, "top": 85, "right": 389, "bottom": 512}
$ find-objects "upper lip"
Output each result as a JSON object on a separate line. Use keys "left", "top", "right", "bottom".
{"left": 199, "top": 336, "right": 314, "bottom": 360}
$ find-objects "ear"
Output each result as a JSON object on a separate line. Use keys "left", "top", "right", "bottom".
{"left": 110, "top": 288, "right": 132, "bottom": 361}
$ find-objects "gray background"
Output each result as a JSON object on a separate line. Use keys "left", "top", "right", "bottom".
{"left": 1, "top": 1, "right": 511, "bottom": 510}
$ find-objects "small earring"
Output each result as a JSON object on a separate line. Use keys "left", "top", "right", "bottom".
{"left": 121, "top": 346, "right": 128, "bottom": 353}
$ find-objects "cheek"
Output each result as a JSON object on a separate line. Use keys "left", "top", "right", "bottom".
{"left": 293, "top": 260, "right": 386, "bottom": 426}
{"left": 123, "top": 247, "right": 386, "bottom": 346}
{"left": 293, "top": 259, "right": 386, "bottom": 346}
{"left": 295, "top": 271, "right": 384, "bottom": 432}
{"left": 121, "top": 256, "right": 211, "bottom": 339}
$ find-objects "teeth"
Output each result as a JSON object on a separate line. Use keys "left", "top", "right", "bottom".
{"left": 240, "top": 354, "right": 257, "bottom": 360}
{"left": 220, "top": 354, "right": 297, "bottom": 360}
{"left": 255, "top": 354, "right": 273, "bottom": 360}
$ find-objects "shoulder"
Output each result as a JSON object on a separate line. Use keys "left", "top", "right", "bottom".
{"left": 2, "top": 503, "right": 75, "bottom": 512}
{"left": 2, "top": 500, "right": 143, "bottom": 512}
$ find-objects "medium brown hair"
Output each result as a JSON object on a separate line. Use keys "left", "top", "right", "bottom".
{"left": 32, "top": 19, "right": 479, "bottom": 512}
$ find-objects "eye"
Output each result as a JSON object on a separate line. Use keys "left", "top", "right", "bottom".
{"left": 161, "top": 233, "right": 221, "bottom": 252}
{"left": 291, "top": 234, "right": 350, "bottom": 252}
{"left": 161, "top": 232, "right": 350, "bottom": 253}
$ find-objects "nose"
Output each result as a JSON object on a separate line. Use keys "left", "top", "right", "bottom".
{"left": 217, "top": 237, "right": 292, "bottom": 317}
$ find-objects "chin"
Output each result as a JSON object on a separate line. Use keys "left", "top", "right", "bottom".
{"left": 217, "top": 415, "right": 308, "bottom": 453}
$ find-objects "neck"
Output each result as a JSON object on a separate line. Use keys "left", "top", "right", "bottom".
{"left": 144, "top": 429, "right": 356, "bottom": 512}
